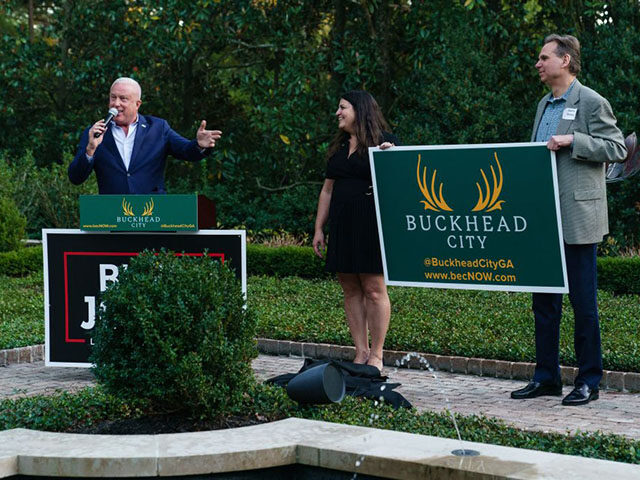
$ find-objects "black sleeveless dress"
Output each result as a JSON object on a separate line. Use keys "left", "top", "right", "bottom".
{"left": 325, "top": 132, "right": 400, "bottom": 274}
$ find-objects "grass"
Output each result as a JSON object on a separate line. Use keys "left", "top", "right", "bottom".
{"left": 2, "top": 270, "right": 639, "bottom": 466}
{"left": 248, "top": 276, "right": 640, "bottom": 372}
{"left": 0, "top": 271, "right": 44, "bottom": 350}
{"left": 2, "top": 273, "right": 639, "bottom": 372}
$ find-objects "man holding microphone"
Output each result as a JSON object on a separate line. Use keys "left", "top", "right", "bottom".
{"left": 69, "top": 77, "right": 221, "bottom": 194}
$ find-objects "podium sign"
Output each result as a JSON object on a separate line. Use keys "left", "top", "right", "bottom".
{"left": 369, "top": 143, "right": 568, "bottom": 293}
{"left": 79, "top": 194, "right": 197, "bottom": 231}
{"left": 43, "top": 229, "right": 246, "bottom": 367}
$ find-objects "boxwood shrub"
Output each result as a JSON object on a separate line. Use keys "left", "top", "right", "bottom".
{"left": 2, "top": 244, "right": 637, "bottom": 295}
{"left": 0, "top": 196, "right": 27, "bottom": 252}
{"left": 597, "top": 256, "right": 640, "bottom": 295}
{"left": 247, "top": 244, "right": 639, "bottom": 295}
{"left": 90, "top": 250, "right": 258, "bottom": 417}
{"left": 0, "top": 245, "right": 42, "bottom": 276}
{"left": 247, "top": 243, "right": 327, "bottom": 278}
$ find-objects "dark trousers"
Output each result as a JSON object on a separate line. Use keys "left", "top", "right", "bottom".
{"left": 532, "top": 243, "right": 602, "bottom": 389}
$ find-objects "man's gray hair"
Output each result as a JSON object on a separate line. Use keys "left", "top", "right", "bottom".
{"left": 111, "top": 77, "right": 142, "bottom": 99}
{"left": 544, "top": 34, "right": 581, "bottom": 76}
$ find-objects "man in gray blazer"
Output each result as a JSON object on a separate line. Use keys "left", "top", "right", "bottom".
{"left": 511, "top": 34, "right": 627, "bottom": 406}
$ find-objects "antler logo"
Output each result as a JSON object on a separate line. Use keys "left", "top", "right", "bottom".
{"left": 472, "top": 152, "right": 505, "bottom": 212}
{"left": 416, "top": 154, "right": 453, "bottom": 212}
{"left": 122, "top": 198, "right": 135, "bottom": 216}
{"left": 415, "top": 151, "right": 506, "bottom": 212}
{"left": 141, "top": 198, "right": 154, "bottom": 216}
{"left": 121, "top": 197, "right": 155, "bottom": 216}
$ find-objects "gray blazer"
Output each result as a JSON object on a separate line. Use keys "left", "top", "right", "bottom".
{"left": 531, "top": 80, "right": 627, "bottom": 244}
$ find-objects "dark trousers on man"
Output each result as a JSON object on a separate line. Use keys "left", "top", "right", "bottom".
{"left": 532, "top": 243, "right": 603, "bottom": 389}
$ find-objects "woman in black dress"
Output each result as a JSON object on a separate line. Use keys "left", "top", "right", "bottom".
{"left": 312, "top": 90, "right": 398, "bottom": 372}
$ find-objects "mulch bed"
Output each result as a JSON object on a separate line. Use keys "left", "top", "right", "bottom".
{"left": 70, "top": 413, "right": 275, "bottom": 435}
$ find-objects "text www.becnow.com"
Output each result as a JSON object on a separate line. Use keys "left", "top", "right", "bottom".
{"left": 424, "top": 271, "right": 516, "bottom": 282}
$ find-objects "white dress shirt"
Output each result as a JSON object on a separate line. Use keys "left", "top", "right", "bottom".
{"left": 85, "top": 116, "right": 139, "bottom": 171}
{"left": 111, "top": 116, "right": 138, "bottom": 171}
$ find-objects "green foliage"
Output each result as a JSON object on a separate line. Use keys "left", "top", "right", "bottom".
{"left": 606, "top": 178, "right": 640, "bottom": 250}
{"left": 247, "top": 244, "right": 327, "bottom": 278}
{"left": 205, "top": 183, "right": 320, "bottom": 237}
{"left": 597, "top": 256, "right": 640, "bottom": 295}
{"left": 2, "top": 384, "right": 638, "bottom": 464}
{"left": 0, "top": 271, "right": 44, "bottom": 350}
{"left": 90, "top": 251, "right": 258, "bottom": 417}
{"left": 249, "top": 276, "right": 640, "bottom": 372}
{"left": 0, "top": 246, "right": 42, "bottom": 276}
{"left": 300, "top": 396, "right": 640, "bottom": 464}
{"left": 0, "top": 387, "right": 145, "bottom": 432}
{"left": 0, "top": 196, "right": 26, "bottom": 252}
{"left": 0, "top": 151, "right": 97, "bottom": 237}
{"left": 0, "top": 1, "right": 638, "bottom": 244}
{"left": 2, "top": 260, "right": 638, "bottom": 371}
{"left": 250, "top": 244, "right": 640, "bottom": 295}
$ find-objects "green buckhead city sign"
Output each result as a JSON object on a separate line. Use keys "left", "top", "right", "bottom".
{"left": 79, "top": 194, "right": 198, "bottom": 232}
{"left": 369, "top": 143, "right": 568, "bottom": 293}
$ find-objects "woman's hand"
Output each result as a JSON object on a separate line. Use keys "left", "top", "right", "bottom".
{"left": 379, "top": 142, "right": 395, "bottom": 150}
{"left": 313, "top": 179, "right": 333, "bottom": 259}
{"left": 313, "top": 231, "right": 326, "bottom": 258}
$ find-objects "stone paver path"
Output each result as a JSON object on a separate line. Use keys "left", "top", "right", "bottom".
{"left": 2, "top": 354, "right": 640, "bottom": 440}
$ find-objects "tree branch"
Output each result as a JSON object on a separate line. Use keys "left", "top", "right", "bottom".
{"left": 256, "top": 178, "right": 322, "bottom": 192}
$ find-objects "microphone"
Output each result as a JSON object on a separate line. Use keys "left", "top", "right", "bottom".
{"left": 94, "top": 108, "right": 119, "bottom": 138}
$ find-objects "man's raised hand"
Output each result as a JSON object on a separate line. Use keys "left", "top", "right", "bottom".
{"left": 196, "top": 120, "right": 222, "bottom": 149}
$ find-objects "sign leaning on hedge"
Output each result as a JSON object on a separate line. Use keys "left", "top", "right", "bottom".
{"left": 42, "top": 229, "right": 246, "bottom": 367}
{"left": 369, "top": 143, "right": 568, "bottom": 293}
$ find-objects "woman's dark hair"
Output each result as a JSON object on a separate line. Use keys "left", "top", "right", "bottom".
{"left": 326, "top": 90, "right": 391, "bottom": 159}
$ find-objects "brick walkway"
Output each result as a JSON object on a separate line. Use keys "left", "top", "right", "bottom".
{"left": 2, "top": 354, "right": 640, "bottom": 440}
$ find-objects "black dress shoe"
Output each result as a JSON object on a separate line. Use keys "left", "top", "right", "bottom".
{"left": 510, "top": 381, "right": 562, "bottom": 399}
{"left": 562, "top": 384, "right": 599, "bottom": 406}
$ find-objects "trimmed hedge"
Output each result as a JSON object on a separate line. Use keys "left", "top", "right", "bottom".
{"left": 247, "top": 244, "right": 640, "bottom": 295}
{"left": 1, "top": 244, "right": 637, "bottom": 295}
{"left": 597, "top": 256, "right": 640, "bottom": 295}
{"left": 247, "top": 244, "right": 327, "bottom": 278}
{"left": 0, "top": 246, "right": 42, "bottom": 276}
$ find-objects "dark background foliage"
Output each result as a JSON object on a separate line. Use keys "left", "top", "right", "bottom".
{"left": 1, "top": 0, "right": 638, "bottom": 246}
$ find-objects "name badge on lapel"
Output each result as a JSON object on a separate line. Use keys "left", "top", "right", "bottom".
{"left": 562, "top": 108, "right": 577, "bottom": 120}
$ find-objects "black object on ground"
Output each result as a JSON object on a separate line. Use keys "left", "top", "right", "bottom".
{"left": 267, "top": 358, "right": 412, "bottom": 409}
{"left": 286, "top": 362, "right": 346, "bottom": 404}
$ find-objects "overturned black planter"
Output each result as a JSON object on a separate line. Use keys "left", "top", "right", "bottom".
{"left": 286, "top": 362, "right": 346, "bottom": 404}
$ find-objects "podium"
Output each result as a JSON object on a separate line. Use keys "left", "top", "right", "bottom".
{"left": 44, "top": 195, "right": 243, "bottom": 367}
{"left": 78, "top": 194, "right": 216, "bottom": 232}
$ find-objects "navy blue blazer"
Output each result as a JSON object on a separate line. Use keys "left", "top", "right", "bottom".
{"left": 68, "top": 114, "right": 208, "bottom": 194}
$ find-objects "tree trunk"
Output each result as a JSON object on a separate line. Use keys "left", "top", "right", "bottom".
{"left": 331, "top": 0, "right": 346, "bottom": 92}
{"left": 378, "top": 0, "right": 393, "bottom": 114}
{"left": 181, "top": 57, "right": 194, "bottom": 133}
{"left": 28, "top": 0, "right": 34, "bottom": 42}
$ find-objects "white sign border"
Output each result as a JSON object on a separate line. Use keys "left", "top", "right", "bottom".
{"left": 368, "top": 142, "right": 568, "bottom": 294}
{"left": 43, "top": 228, "right": 247, "bottom": 368}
